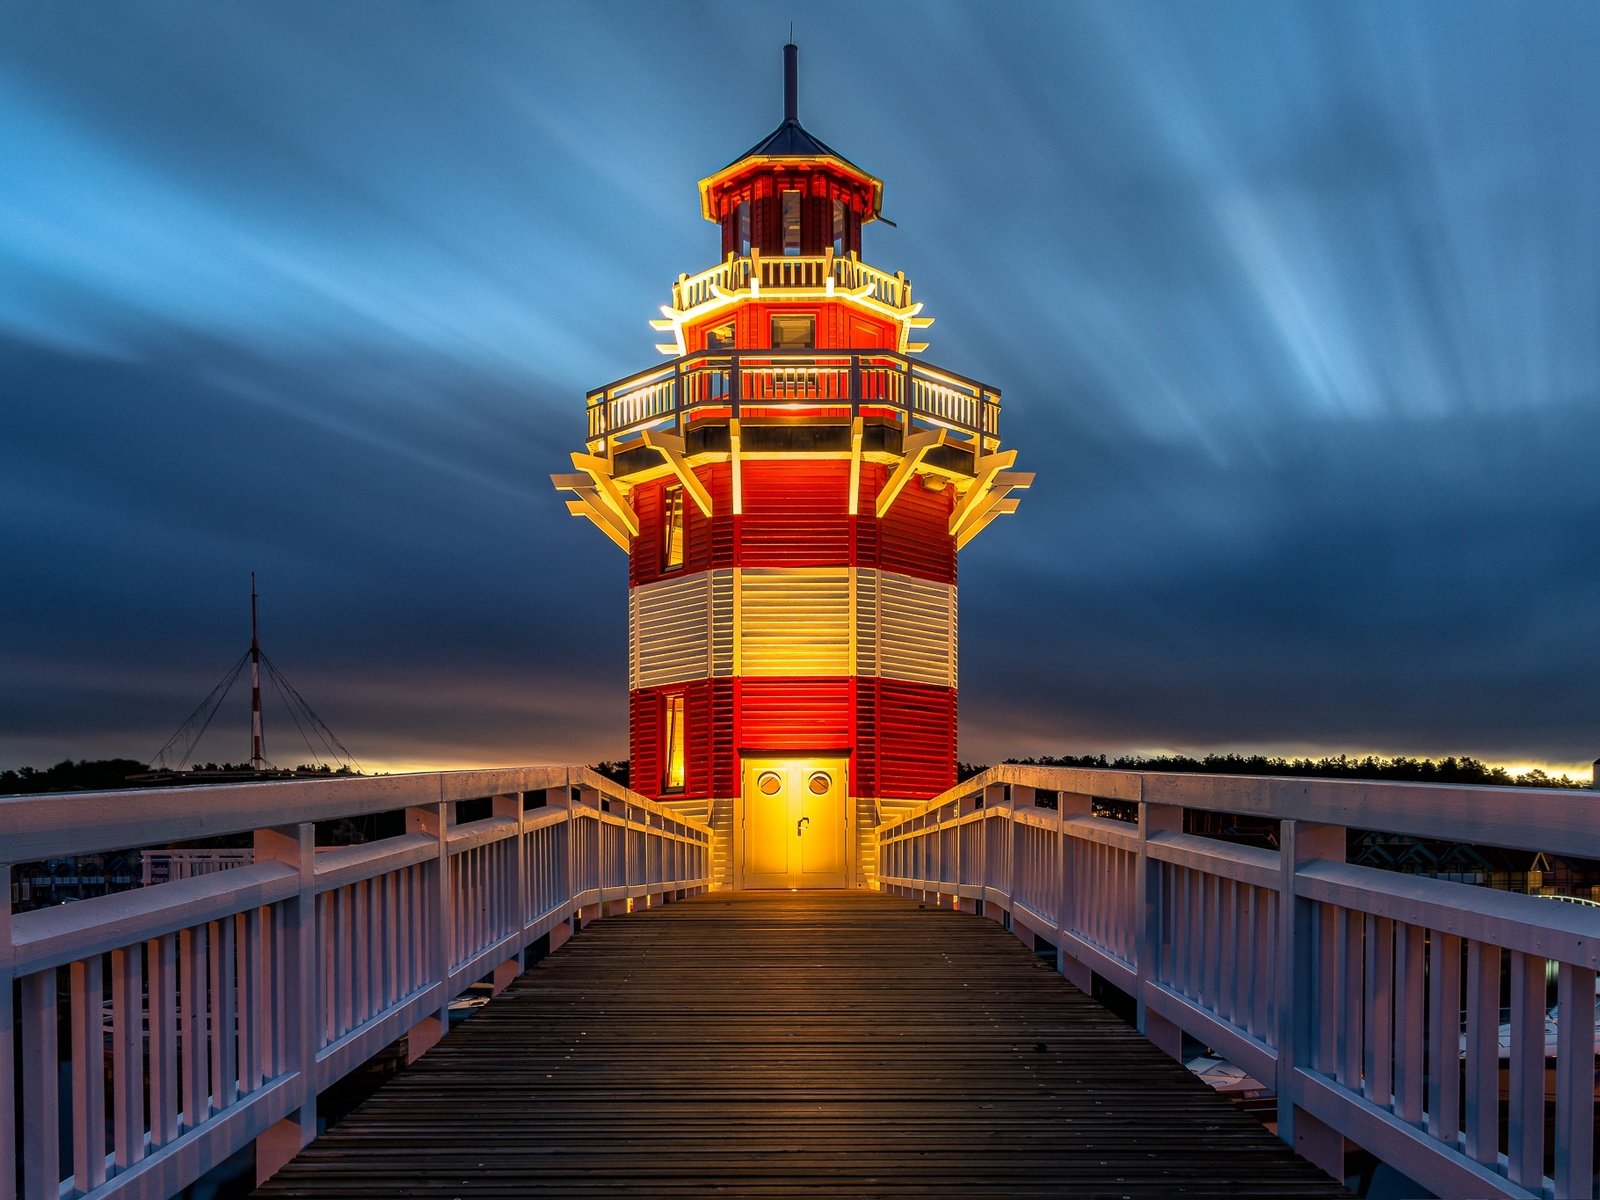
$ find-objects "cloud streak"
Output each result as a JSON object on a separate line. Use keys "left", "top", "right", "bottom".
{"left": 2, "top": 1, "right": 1596, "bottom": 776}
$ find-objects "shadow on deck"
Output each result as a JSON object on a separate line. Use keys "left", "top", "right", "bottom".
{"left": 254, "top": 891, "right": 1349, "bottom": 1198}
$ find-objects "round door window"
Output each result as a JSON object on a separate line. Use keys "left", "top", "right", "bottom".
{"left": 757, "top": 770, "right": 782, "bottom": 796}
{"left": 807, "top": 771, "right": 832, "bottom": 795}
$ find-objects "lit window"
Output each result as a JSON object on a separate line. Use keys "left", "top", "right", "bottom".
{"left": 781, "top": 190, "right": 801, "bottom": 255}
{"left": 736, "top": 200, "right": 751, "bottom": 256}
{"left": 770, "top": 313, "right": 814, "bottom": 350}
{"left": 832, "top": 200, "right": 845, "bottom": 256}
{"left": 662, "top": 485, "right": 684, "bottom": 571}
{"left": 706, "top": 322, "right": 735, "bottom": 350}
{"left": 662, "top": 694, "right": 686, "bottom": 792}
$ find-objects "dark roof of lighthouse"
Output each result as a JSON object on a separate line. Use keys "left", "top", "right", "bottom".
{"left": 727, "top": 117, "right": 857, "bottom": 170}
{"left": 720, "top": 42, "right": 868, "bottom": 175}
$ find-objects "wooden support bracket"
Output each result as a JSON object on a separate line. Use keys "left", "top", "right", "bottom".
{"left": 876, "top": 429, "right": 946, "bottom": 519}
{"left": 641, "top": 430, "right": 713, "bottom": 518}
{"left": 847, "top": 417, "right": 864, "bottom": 517}
{"left": 949, "top": 450, "right": 1018, "bottom": 536}
{"left": 954, "top": 496, "right": 1019, "bottom": 550}
{"left": 563, "top": 492, "right": 632, "bottom": 551}
{"left": 570, "top": 453, "right": 640, "bottom": 538}
{"left": 729, "top": 419, "right": 743, "bottom": 516}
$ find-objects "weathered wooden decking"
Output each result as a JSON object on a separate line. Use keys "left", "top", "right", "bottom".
{"left": 255, "top": 892, "right": 1348, "bottom": 1198}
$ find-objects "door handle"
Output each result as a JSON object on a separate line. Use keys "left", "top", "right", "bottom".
{"left": 796, "top": 816, "right": 810, "bottom": 836}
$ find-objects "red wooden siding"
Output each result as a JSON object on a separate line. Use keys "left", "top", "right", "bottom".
{"left": 630, "top": 465, "right": 734, "bottom": 587}
{"left": 856, "top": 464, "right": 957, "bottom": 585}
{"left": 867, "top": 678, "right": 958, "bottom": 800}
{"left": 631, "top": 676, "right": 954, "bottom": 804}
{"left": 712, "top": 169, "right": 872, "bottom": 258}
{"left": 685, "top": 303, "right": 897, "bottom": 353}
{"left": 739, "top": 461, "right": 854, "bottom": 566}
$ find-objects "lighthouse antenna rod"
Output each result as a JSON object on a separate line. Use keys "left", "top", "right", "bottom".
{"left": 250, "top": 571, "right": 265, "bottom": 770}
{"left": 784, "top": 41, "right": 797, "bottom": 123}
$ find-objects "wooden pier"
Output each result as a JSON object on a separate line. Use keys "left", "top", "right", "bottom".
{"left": 254, "top": 892, "right": 1347, "bottom": 1198}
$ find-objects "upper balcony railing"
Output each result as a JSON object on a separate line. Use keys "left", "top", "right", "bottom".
{"left": 878, "top": 765, "right": 1600, "bottom": 1200}
{"left": 671, "top": 251, "right": 913, "bottom": 313}
{"left": 0, "top": 767, "right": 710, "bottom": 1200}
{"left": 586, "top": 350, "right": 1002, "bottom": 458}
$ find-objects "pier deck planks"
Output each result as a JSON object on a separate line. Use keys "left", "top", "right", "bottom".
{"left": 255, "top": 891, "right": 1349, "bottom": 1198}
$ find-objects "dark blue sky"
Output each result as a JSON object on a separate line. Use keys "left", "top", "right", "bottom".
{"left": 3, "top": 2, "right": 1597, "bottom": 776}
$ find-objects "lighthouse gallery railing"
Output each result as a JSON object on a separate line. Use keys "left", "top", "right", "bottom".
{"left": 877, "top": 764, "right": 1600, "bottom": 1200}
{"left": 585, "top": 350, "right": 1002, "bottom": 455}
{"left": 0, "top": 768, "right": 710, "bottom": 1200}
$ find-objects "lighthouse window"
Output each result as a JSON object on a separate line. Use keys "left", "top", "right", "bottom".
{"left": 662, "top": 694, "right": 686, "bottom": 792}
{"left": 736, "top": 200, "right": 751, "bottom": 256}
{"left": 770, "top": 313, "right": 814, "bottom": 350}
{"left": 832, "top": 200, "right": 846, "bottom": 256}
{"left": 662, "top": 485, "right": 685, "bottom": 571}
{"left": 781, "top": 190, "right": 801, "bottom": 255}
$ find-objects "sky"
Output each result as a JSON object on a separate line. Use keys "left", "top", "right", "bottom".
{"left": 2, "top": 1, "right": 1597, "bottom": 779}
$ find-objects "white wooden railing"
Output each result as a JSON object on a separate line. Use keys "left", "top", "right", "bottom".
{"left": 670, "top": 251, "right": 914, "bottom": 313}
{"left": 0, "top": 766, "right": 710, "bottom": 1200}
{"left": 877, "top": 764, "right": 1600, "bottom": 1200}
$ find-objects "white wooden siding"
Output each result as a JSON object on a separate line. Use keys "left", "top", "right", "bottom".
{"left": 629, "top": 567, "right": 956, "bottom": 689}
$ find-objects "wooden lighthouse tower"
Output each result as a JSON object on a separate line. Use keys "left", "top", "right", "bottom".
{"left": 555, "top": 44, "right": 1030, "bottom": 888}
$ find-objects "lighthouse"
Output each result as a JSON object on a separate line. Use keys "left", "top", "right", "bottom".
{"left": 554, "top": 44, "right": 1030, "bottom": 888}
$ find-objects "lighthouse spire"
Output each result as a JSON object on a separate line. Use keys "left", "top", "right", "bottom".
{"left": 784, "top": 41, "right": 798, "bottom": 124}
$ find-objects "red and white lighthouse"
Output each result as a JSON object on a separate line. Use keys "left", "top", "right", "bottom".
{"left": 555, "top": 45, "right": 1029, "bottom": 888}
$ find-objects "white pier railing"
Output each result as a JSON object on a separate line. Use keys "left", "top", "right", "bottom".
{"left": 877, "top": 765, "right": 1600, "bottom": 1200}
{"left": 0, "top": 767, "right": 710, "bottom": 1200}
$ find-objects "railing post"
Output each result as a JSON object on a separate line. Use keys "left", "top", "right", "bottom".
{"left": 0, "top": 864, "right": 14, "bottom": 1200}
{"left": 1137, "top": 786, "right": 1183, "bottom": 1060}
{"left": 1277, "top": 818, "right": 1346, "bottom": 1180}
{"left": 546, "top": 779, "right": 576, "bottom": 954}
{"left": 253, "top": 822, "right": 316, "bottom": 1185}
{"left": 494, "top": 792, "right": 524, "bottom": 988}
{"left": 1056, "top": 790, "right": 1093, "bottom": 992}
{"left": 404, "top": 796, "right": 450, "bottom": 1063}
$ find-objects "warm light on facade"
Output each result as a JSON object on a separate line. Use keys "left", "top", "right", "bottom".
{"left": 552, "top": 43, "right": 1028, "bottom": 889}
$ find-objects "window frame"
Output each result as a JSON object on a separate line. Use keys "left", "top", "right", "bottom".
{"left": 661, "top": 484, "right": 685, "bottom": 572}
{"left": 781, "top": 190, "right": 801, "bottom": 256}
{"left": 661, "top": 693, "right": 686, "bottom": 793}
{"left": 736, "top": 199, "right": 751, "bottom": 256}
{"left": 770, "top": 312, "right": 816, "bottom": 350}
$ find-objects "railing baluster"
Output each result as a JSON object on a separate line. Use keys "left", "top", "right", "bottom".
{"left": 1553, "top": 962, "right": 1597, "bottom": 1197}
{"left": 1425, "top": 931, "right": 1462, "bottom": 1146}
{"left": 69, "top": 956, "right": 107, "bottom": 1191}
{"left": 1464, "top": 940, "right": 1501, "bottom": 1165}
{"left": 1507, "top": 950, "right": 1546, "bottom": 1188}
{"left": 1393, "top": 922, "right": 1425, "bottom": 1123}
{"left": 149, "top": 932, "right": 180, "bottom": 1144}
{"left": 19, "top": 969, "right": 58, "bottom": 1200}
{"left": 111, "top": 942, "right": 146, "bottom": 1168}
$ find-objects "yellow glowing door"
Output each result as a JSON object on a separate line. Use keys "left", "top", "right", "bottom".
{"left": 741, "top": 757, "right": 848, "bottom": 889}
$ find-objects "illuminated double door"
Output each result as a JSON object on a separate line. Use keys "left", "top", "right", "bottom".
{"left": 741, "top": 756, "right": 848, "bottom": 888}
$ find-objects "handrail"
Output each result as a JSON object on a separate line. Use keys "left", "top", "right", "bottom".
{"left": 876, "top": 764, "right": 1600, "bottom": 1200}
{"left": 671, "top": 252, "right": 913, "bottom": 313}
{"left": 1, "top": 766, "right": 710, "bottom": 1200}
{"left": 585, "top": 349, "right": 1003, "bottom": 456}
